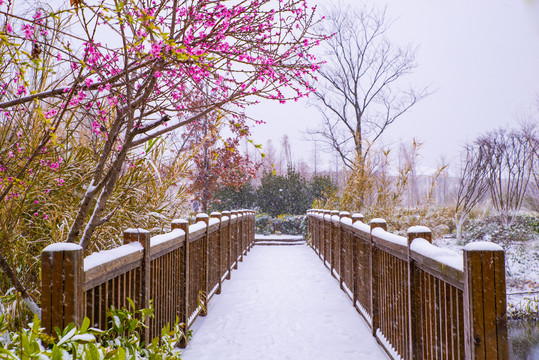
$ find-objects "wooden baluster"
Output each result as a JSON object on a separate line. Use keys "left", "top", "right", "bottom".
{"left": 351, "top": 213, "right": 364, "bottom": 312}
{"left": 339, "top": 211, "right": 350, "bottom": 291}
{"left": 172, "top": 219, "right": 189, "bottom": 348}
{"left": 123, "top": 228, "right": 151, "bottom": 342}
{"left": 407, "top": 226, "right": 432, "bottom": 360}
{"left": 211, "top": 212, "right": 223, "bottom": 295}
{"left": 370, "top": 218, "right": 387, "bottom": 337}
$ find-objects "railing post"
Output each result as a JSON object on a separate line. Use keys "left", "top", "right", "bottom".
{"left": 251, "top": 211, "right": 255, "bottom": 249}
{"left": 407, "top": 226, "right": 432, "bottom": 360}
{"left": 196, "top": 213, "right": 210, "bottom": 317}
{"left": 370, "top": 218, "right": 387, "bottom": 337}
{"left": 41, "top": 243, "right": 84, "bottom": 336}
{"left": 339, "top": 211, "right": 351, "bottom": 291}
{"left": 222, "top": 211, "right": 232, "bottom": 279}
{"left": 172, "top": 219, "right": 189, "bottom": 348}
{"left": 330, "top": 210, "right": 340, "bottom": 278}
{"left": 239, "top": 211, "right": 246, "bottom": 261}
{"left": 463, "top": 242, "right": 508, "bottom": 360}
{"left": 231, "top": 210, "right": 239, "bottom": 269}
{"left": 323, "top": 210, "right": 330, "bottom": 263}
{"left": 211, "top": 212, "right": 223, "bottom": 295}
{"left": 123, "top": 228, "right": 151, "bottom": 342}
{"left": 351, "top": 213, "right": 364, "bottom": 308}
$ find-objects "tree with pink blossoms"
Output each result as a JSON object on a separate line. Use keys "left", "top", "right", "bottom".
{"left": 0, "top": 0, "right": 324, "bottom": 316}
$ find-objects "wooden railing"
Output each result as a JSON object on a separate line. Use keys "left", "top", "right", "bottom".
{"left": 40, "top": 210, "right": 255, "bottom": 345}
{"left": 307, "top": 209, "right": 509, "bottom": 360}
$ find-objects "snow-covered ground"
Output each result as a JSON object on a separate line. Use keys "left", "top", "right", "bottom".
{"left": 181, "top": 244, "right": 388, "bottom": 360}
{"left": 435, "top": 237, "right": 539, "bottom": 319}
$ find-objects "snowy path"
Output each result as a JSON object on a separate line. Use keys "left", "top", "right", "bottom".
{"left": 181, "top": 244, "right": 388, "bottom": 360}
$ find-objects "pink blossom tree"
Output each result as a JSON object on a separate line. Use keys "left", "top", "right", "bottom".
{"left": 0, "top": 0, "right": 324, "bottom": 315}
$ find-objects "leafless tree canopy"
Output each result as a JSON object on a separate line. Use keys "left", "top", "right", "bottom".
{"left": 309, "top": 4, "right": 429, "bottom": 169}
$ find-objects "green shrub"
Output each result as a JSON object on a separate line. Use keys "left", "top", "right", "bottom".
{"left": 255, "top": 214, "right": 305, "bottom": 235}
{"left": 0, "top": 298, "right": 186, "bottom": 359}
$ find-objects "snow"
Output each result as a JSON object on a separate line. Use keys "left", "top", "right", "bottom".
{"left": 255, "top": 234, "right": 304, "bottom": 241}
{"left": 210, "top": 212, "right": 222, "bottom": 217}
{"left": 84, "top": 242, "right": 143, "bottom": 271}
{"left": 172, "top": 219, "right": 188, "bottom": 225}
{"left": 372, "top": 227, "right": 407, "bottom": 247}
{"left": 341, "top": 217, "right": 353, "bottom": 226}
{"left": 376, "top": 329, "right": 402, "bottom": 360}
{"left": 407, "top": 226, "right": 431, "bottom": 234}
{"left": 124, "top": 228, "right": 150, "bottom": 234}
{"left": 42, "top": 243, "right": 82, "bottom": 252}
{"left": 410, "top": 238, "right": 463, "bottom": 271}
{"left": 209, "top": 218, "right": 220, "bottom": 226}
{"left": 464, "top": 241, "right": 504, "bottom": 251}
{"left": 196, "top": 213, "right": 209, "bottom": 219}
{"left": 370, "top": 218, "right": 386, "bottom": 224}
{"left": 71, "top": 334, "right": 96, "bottom": 342}
{"left": 354, "top": 221, "right": 371, "bottom": 234}
{"left": 150, "top": 229, "right": 184, "bottom": 247}
{"left": 189, "top": 222, "right": 207, "bottom": 233}
{"left": 181, "top": 245, "right": 388, "bottom": 360}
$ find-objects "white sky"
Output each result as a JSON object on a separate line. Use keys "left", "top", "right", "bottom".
{"left": 247, "top": 0, "right": 539, "bottom": 174}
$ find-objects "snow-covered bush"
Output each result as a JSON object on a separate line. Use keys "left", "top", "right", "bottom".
{"left": 463, "top": 215, "right": 539, "bottom": 244}
{"left": 255, "top": 214, "right": 305, "bottom": 235}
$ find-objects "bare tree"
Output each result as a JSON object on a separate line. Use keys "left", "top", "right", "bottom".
{"left": 478, "top": 127, "right": 535, "bottom": 225}
{"left": 454, "top": 143, "right": 493, "bottom": 241}
{"left": 309, "top": 3, "right": 429, "bottom": 170}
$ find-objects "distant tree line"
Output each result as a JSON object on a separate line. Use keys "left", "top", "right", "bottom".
{"left": 211, "top": 167, "right": 336, "bottom": 216}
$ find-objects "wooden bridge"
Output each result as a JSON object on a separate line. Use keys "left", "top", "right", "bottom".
{"left": 40, "top": 209, "right": 509, "bottom": 359}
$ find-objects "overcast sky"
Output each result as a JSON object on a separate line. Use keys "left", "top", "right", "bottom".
{"left": 247, "top": 0, "right": 539, "bottom": 175}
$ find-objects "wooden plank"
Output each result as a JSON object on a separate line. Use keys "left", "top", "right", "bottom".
{"left": 51, "top": 251, "right": 64, "bottom": 330}
{"left": 41, "top": 250, "right": 53, "bottom": 335}
{"left": 464, "top": 250, "right": 486, "bottom": 360}
{"left": 494, "top": 251, "right": 508, "bottom": 359}
{"left": 482, "top": 251, "right": 498, "bottom": 360}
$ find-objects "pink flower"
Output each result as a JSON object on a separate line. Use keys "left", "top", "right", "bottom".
{"left": 16, "top": 85, "right": 27, "bottom": 96}
{"left": 43, "top": 214, "right": 49, "bottom": 220}
{"left": 5, "top": 23, "right": 13, "bottom": 33}
{"left": 33, "top": 212, "right": 38, "bottom": 216}
{"left": 57, "top": 178, "right": 64, "bottom": 186}
{"left": 154, "top": 71, "right": 162, "bottom": 78}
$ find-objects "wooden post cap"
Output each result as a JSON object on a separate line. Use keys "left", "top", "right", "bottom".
{"left": 407, "top": 226, "right": 432, "bottom": 245}
{"left": 171, "top": 219, "right": 188, "bottom": 230}
{"left": 339, "top": 211, "right": 351, "bottom": 219}
{"left": 369, "top": 218, "right": 387, "bottom": 231}
{"left": 352, "top": 213, "right": 365, "bottom": 223}
{"left": 123, "top": 228, "right": 150, "bottom": 246}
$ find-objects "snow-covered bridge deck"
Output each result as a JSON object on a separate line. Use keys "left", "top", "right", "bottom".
{"left": 181, "top": 243, "right": 388, "bottom": 360}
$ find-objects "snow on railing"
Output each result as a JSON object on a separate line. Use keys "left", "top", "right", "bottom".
{"left": 306, "top": 209, "right": 509, "bottom": 360}
{"left": 40, "top": 210, "right": 256, "bottom": 346}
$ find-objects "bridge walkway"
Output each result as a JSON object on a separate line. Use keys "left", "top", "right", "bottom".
{"left": 181, "top": 240, "right": 389, "bottom": 360}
